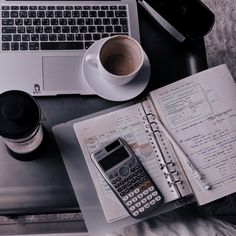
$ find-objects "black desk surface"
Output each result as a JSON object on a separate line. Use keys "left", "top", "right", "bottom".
{"left": 0, "top": 6, "right": 207, "bottom": 215}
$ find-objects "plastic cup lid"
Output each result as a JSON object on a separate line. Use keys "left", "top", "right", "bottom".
{"left": 0, "top": 90, "right": 41, "bottom": 139}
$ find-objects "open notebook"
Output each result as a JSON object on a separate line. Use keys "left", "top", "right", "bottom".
{"left": 73, "top": 64, "right": 236, "bottom": 223}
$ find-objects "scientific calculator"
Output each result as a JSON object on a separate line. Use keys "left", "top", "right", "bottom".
{"left": 91, "top": 137, "right": 163, "bottom": 219}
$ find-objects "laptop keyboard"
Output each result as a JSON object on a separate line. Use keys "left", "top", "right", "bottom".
{"left": 1, "top": 5, "right": 129, "bottom": 51}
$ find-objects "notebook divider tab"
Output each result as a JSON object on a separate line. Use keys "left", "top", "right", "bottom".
{"left": 141, "top": 100, "right": 191, "bottom": 198}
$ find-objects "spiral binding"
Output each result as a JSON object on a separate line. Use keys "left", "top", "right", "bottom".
{"left": 140, "top": 100, "right": 188, "bottom": 197}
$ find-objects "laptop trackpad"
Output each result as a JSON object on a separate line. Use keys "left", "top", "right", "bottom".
{"left": 42, "top": 56, "right": 83, "bottom": 91}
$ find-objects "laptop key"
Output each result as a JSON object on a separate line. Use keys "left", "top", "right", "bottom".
{"left": 44, "top": 26, "right": 52, "bottom": 33}
{"left": 11, "top": 6, "right": 19, "bottom": 10}
{"left": 2, "top": 11, "right": 10, "bottom": 18}
{"left": 2, "top": 19, "right": 14, "bottom": 26}
{"left": 2, "top": 42, "right": 10, "bottom": 51}
{"left": 35, "top": 26, "right": 43, "bottom": 33}
{"left": 13, "top": 34, "right": 21, "bottom": 41}
{"left": 49, "top": 34, "right": 57, "bottom": 41}
{"left": 75, "top": 34, "right": 83, "bottom": 40}
{"left": 85, "top": 41, "right": 94, "bottom": 49}
{"left": 11, "top": 11, "right": 19, "bottom": 18}
{"left": 17, "top": 26, "right": 25, "bottom": 33}
{"left": 2, "top": 6, "right": 10, "bottom": 10}
{"left": 2, "top": 27, "right": 16, "bottom": 34}
{"left": 20, "top": 42, "right": 28, "bottom": 50}
{"left": 15, "top": 19, "right": 23, "bottom": 25}
{"left": 22, "top": 34, "right": 30, "bottom": 41}
{"left": 29, "top": 6, "right": 37, "bottom": 10}
{"left": 41, "top": 42, "right": 84, "bottom": 50}
{"left": 93, "top": 33, "right": 101, "bottom": 40}
{"left": 71, "top": 26, "right": 78, "bottom": 33}
{"left": 11, "top": 42, "right": 19, "bottom": 50}
{"left": 29, "top": 42, "right": 39, "bottom": 50}
{"left": 31, "top": 34, "right": 39, "bottom": 41}
{"left": 33, "top": 19, "right": 41, "bottom": 25}
{"left": 40, "top": 34, "right": 48, "bottom": 41}
{"left": 2, "top": 34, "right": 12, "bottom": 41}
{"left": 58, "top": 34, "right": 66, "bottom": 41}
{"left": 27, "top": 26, "right": 34, "bottom": 33}
{"left": 20, "top": 11, "right": 28, "bottom": 18}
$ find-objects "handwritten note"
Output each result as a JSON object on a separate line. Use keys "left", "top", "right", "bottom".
{"left": 150, "top": 64, "right": 236, "bottom": 205}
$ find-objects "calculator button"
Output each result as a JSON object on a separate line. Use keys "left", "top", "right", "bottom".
{"left": 109, "top": 174, "right": 113, "bottom": 179}
{"left": 141, "top": 198, "right": 147, "bottom": 204}
{"left": 144, "top": 203, "right": 150, "bottom": 209}
{"left": 155, "top": 196, "right": 162, "bottom": 202}
{"left": 112, "top": 180, "right": 116, "bottom": 184}
{"left": 128, "top": 192, "right": 134, "bottom": 198}
{"left": 133, "top": 211, "right": 139, "bottom": 216}
{"left": 126, "top": 201, "right": 132, "bottom": 206}
{"left": 122, "top": 196, "right": 129, "bottom": 201}
{"left": 117, "top": 177, "right": 121, "bottom": 181}
{"left": 119, "top": 166, "right": 129, "bottom": 176}
{"left": 143, "top": 190, "right": 149, "bottom": 195}
{"left": 147, "top": 194, "right": 152, "bottom": 200}
{"left": 152, "top": 191, "right": 158, "bottom": 197}
{"left": 120, "top": 192, "right": 125, "bottom": 196}
{"left": 138, "top": 207, "right": 145, "bottom": 213}
{"left": 129, "top": 205, "right": 135, "bottom": 211}
{"left": 135, "top": 202, "right": 141, "bottom": 208}
{"left": 122, "top": 184, "right": 127, "bottom": 189}
{"left": 131, "top": 197, "right": 138, "bottom": 202}
{"left": 137, "top": 193, "right": 143, "bottom": 199}
{"left": 134, "top": 188, "right": 139, "bottom": 194}
{"left": 150, "top": 200, "right": 156, "bottom": 205}
{"left": 148, "top": 186, "right": 154, "bottom": 192}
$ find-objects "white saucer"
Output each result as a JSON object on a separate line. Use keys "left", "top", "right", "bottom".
{"left": 82, "top": 38, "right": 151, "bottom": 101}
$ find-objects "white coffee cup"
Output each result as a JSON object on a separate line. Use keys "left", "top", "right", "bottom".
{"left": 85, "top": 35, "right": 144, "bottom": 86}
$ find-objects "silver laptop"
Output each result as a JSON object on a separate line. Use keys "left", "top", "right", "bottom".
{"left": 0, "top": 0, "right": 140, "bottom": 96}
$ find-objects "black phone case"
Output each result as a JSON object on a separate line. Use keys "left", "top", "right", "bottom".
{"left": 140, "top": 0, "right": 215, "bottom": 40}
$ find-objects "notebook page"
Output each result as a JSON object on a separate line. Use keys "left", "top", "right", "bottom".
{"left": 150, "top": 64, "right": 236, "bottom": 205}
{"left": 73, "top": 103, "right": 180, "bottom": 223}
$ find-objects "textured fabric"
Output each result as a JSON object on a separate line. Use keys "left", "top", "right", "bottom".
{"left": 203, "top": 0, "right": 236, "bottom": 79}
{"left": 108, "top": 207, "right": 236, "bottom": 236}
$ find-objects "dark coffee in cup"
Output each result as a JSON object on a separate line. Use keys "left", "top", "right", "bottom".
{"left": 100, "top": 37, "right": 142, "bottom": 76}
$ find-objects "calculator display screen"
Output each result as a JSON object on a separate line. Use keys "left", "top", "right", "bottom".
{"left": 99, "top": 147, "right": 130, "bottom": 171}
